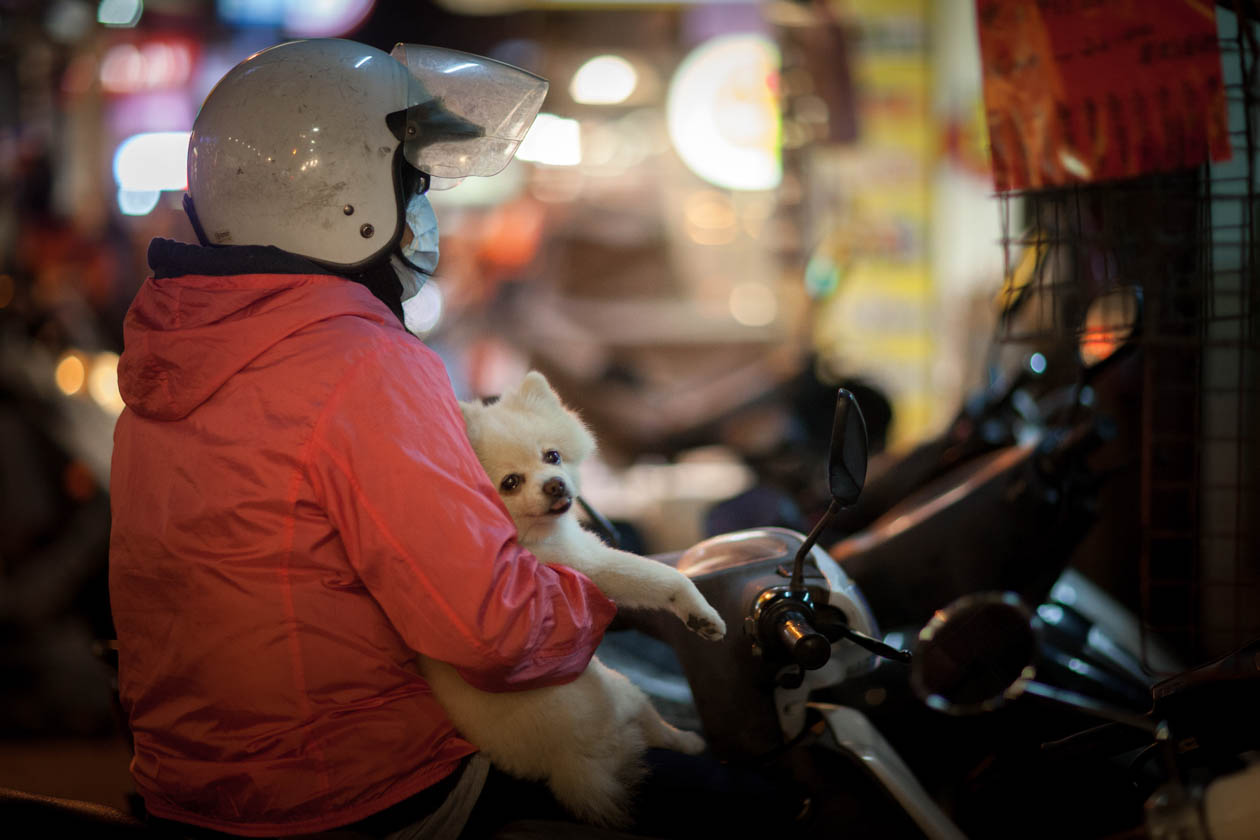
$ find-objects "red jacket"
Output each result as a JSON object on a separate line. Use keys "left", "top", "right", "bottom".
{"left": 109, "top": 240, "right": 616, "bottom": 836}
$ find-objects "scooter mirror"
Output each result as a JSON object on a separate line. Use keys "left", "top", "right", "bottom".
{"left": 786, "top": 387, "right": 869, "bottom": 595}
{"left": 910, "top": 592, "right": 1038, "bottom": 714}
{"left": 828, "top": 388, "right": 869, "bottom": 507}
{"left": 910, "top": 591, "right": 1162, "bottom": 735}
{"left": 1077, "top": 285, "right": 1142, "bottom": 370}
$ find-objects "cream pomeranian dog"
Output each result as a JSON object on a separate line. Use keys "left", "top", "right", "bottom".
{"left": 417, "top": 371, "right": 725, "bottom": 827}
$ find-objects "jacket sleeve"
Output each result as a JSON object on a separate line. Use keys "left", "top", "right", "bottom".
{"left": 304, "top": 338, "right": 616, "bottom": 693}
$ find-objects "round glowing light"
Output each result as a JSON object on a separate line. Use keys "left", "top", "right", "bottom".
{"left": 55, "top": 353, "right": 87, "bottom": 395}
{"left": 117, "top": 188, "right": 161, "bottom": 216}
{"left": 98, "top": 0, "right": 143, "bottom": 27}
{"left": 804, "top": 253, "right": 840, "bottom": 298}
{"left": 515, "top": 113, "right": 582, "bottom": 167}
{"left": 113, "top": 132, "right": 191, "bottom": 192}
{"left": 403, "top": 281, "right": 444, "bottom": 336}
{"left": 88, "top": 352, "right": 126, "bottom": 416}
{"left": 728, "top": 281, "right": 777, "bottom": 327}
{"left": 570, "top": 55, "right": 638, "bottom": 105}
{"left": 666, "top": 34, "right": 781, "bottom": 192}
{"left": 100, "top": 42, "right": 193, "bottom": 93}
{"left": 284, "top": 0, "right": 376, "bottom": 37}
{"left": 46, "top": 0, "right": 95, "bottom": 42}
{"left": 1028, "top": 352, "right": 1047, "bottom": 375}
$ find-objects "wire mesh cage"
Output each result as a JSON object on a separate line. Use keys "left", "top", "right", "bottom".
{"left": 993, "top": 6, "right": 1260, "bottom": 668}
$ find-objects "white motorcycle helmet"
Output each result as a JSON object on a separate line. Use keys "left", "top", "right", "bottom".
{"left": 186, "top": 38, "right": 548, "bottom": 269}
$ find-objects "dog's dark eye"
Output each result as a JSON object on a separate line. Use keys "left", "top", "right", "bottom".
{"left": 500, "top": 474, "right": 523, "bottom": 493}
{"left": 542, "top": 450, "right": 562, "bottom": 465}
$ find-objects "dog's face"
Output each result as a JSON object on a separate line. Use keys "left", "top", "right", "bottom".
{"left": 460, "top": 372, "right": 596, "bottom": 534}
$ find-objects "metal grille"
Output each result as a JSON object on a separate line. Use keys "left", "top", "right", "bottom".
{"left": 995, "top": 7, "right": 1260, "bottom": 668}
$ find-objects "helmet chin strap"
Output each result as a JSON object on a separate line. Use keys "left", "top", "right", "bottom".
{"left": 183, "top": 194, "right": 212, "bottom": 247}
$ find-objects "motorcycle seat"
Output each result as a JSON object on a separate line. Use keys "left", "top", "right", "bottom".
{"left": 0, "top": 786, "right": 157, "bottom": 837}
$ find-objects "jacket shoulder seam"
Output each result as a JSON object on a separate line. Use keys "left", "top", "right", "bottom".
{"left": 300, "top": 344, "right": 507, "bottom": 665}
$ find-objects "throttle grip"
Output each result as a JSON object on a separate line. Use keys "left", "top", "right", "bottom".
{"left": 777, "top": 609, "right": 832, "bottom": 670}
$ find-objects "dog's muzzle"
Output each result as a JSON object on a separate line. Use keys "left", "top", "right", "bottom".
{"left": 543, "top": 477, "right": 572, "bottom": 514}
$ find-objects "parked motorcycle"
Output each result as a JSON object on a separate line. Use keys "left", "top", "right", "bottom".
{"left": 619, "top": 386, "right": 967, "bottom": 839}
{"left": 910, "top": 591, "right": 1260, "bottom": 840}
{"left": 600, "top": 284, "right": 1175, "bottom": 838}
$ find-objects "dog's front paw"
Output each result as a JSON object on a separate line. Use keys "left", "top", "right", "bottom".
{"left": 671, "top": 730, "right": 706, "bottom": 755}
{"left": 683, "top": 602, "right": 726, "bottom": 641}
{"left": 665, "top": 579, "right": 726, "bottom": 640}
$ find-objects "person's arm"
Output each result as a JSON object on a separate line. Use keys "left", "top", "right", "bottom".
{"left": 305, "top": 340, "right": 615, "bottom": 692}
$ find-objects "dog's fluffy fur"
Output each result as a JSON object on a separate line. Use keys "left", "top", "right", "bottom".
{"left": 417, "top": 371, "right": 724, "bottom": 827}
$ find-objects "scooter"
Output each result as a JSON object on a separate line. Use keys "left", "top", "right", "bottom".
{"left": 599, "top": 287, "right": 1167, "bottom": 838}
{"left": 910, "top": 591, "right": 1260, "bottom": 839}
{"left": 613, "top": 387, "right": 970, "bottom": 839}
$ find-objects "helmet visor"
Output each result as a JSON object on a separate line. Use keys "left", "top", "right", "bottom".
{"left": 390, "top": 44, "right": 548, "bottom": 183}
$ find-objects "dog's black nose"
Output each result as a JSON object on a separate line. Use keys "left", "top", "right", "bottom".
{"left": 542, "top": 477, "right": 568, "bottom": 499}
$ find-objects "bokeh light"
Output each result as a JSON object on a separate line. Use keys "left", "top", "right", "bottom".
{"left": 88, "top": 352, "right": 126, "bottom": 416}
{"left": 215, "top": 0, "right": 376, "bottom": 37}
{"left": 516, "top": 114, "right": 582, "bottom": 167}
{"left": 113, "top": 132, "right": 190, "bottom": 215}
{"left": 570, "top": 55, "right": 638, "bottom": 105}
{"left": 55, "top": 353, "right": 87, "bottom": 396}
{"left": 728, "top": 281, "right": 776, "bottom": 326}
{"left": 98, "top": 0, "right": 143, "bottom": 27}
{"left": 100, "top": 42, "right": 194, "bottom": 93}
{"left": 666, "top": 34, "right": 781, "bottom": 192}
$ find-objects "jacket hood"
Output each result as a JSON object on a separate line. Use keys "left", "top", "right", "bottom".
{"left": 119, "top": 238, "right": 398, "bottom": 420}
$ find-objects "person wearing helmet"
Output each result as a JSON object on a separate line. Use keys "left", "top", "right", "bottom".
{"left": 108, "top": 39, "right": 617, "bottom": 838}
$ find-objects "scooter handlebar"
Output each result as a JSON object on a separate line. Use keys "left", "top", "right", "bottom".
{"left": 776, "top": 609, "right": 832, "bottom": 670}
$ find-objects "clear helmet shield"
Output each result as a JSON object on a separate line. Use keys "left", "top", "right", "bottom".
{"left": 391, "top": 44, "right": 548, "bottom": 183}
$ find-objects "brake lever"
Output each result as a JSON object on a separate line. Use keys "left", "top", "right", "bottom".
{"left": 839, "top": 625, "right": 913, "bottom": 664}
{"left": 814, "top": 605, "right": 912, "bottom": 663}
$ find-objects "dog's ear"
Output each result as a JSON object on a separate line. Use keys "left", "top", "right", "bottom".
{"left": 510, "top": 371, "right": 562, "bottom": 411}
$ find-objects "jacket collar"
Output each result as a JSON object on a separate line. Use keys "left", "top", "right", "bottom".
{"left": 148, "top": 237, "right": 338, "bottom": 280}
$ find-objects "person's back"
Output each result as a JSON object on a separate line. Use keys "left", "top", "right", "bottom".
{"left": 108, "top": 40, "right": 615, "bottom": 837}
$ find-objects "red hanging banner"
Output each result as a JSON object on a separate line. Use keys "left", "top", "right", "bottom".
{"left": 975, "top": 0, "right": 1231, "bottom": 191}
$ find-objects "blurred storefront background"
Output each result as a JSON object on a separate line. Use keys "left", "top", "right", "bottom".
{"left": 0, "top": 0, "right": 1004, "bottom": 799}
{"left": 1, "top": 0, "right": 1004, "bottom": 541}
